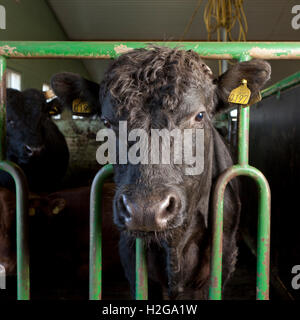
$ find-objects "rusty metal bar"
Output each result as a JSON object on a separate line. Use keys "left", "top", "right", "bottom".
{"left": 0, "top": 41, "right": 281, "bottom": 301}
{"left": 0, "top": 41, "right": 299, "bottom": 60}
{"left": 209, "top": 78, "right": 271, "bottom": 299}
{"left": 208, "top": 164, "right": 271, "bottom": 300}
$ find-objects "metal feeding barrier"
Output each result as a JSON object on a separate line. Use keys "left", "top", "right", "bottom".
{"left": 0, "top": 41, "right": 300, "bottom": 301}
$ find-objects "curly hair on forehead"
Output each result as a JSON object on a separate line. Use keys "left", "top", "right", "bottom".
{"left": 99, "top": 46, "right": 215, "bottom": 116}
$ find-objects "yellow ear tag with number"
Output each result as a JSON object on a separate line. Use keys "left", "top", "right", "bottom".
{"left": 248, "top": 91, "right": 262, "bottom": 105}
{"left": 228, "top": 79, "right": 251, "bottom": 105}
{"left": 72, "top": 98, "right": 91, "bottom": 114}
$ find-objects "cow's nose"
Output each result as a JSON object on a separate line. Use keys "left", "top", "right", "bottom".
{"left": 24, "top": 144, "right": 43, "bottom": 157}
{"left": 119, "top": 194, "right": 134, "bottom": 224}
{"left": 153, "top": 193, "right": 179, "bottom": 228}
{"left": 118, "top": 191, "right": 182, "bottom": 231}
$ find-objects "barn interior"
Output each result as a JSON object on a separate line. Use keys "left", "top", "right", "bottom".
{"left": 0, "top": 0, "right": 300, "bottom": 301}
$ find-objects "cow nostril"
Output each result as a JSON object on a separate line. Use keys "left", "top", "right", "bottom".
{"left": 166, "top": 196, "right": 176, "bottom": 214}
{"left": 119, "top": 194, "right": 133, "bottom": 223}
{"left": 156, "top": 193, "right": 181, "bottom": 229}
{"left": 24, "top": 144, "right": 33, "bottom": 156}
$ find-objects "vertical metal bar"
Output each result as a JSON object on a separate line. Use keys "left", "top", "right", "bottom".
{"left": 208, "top": 165, "right": 271, "bottom": 300}
{"left": 209, "top": 56, "right": 270, "bottom": 300}
{"left": 136, "top": 238, "right": 148, "bottom": 300}
{"left": 238, "top": 106, "right": 249, "bottom": 166}
{"left": 256, "top": 174, "right": 271, "bottom": 300}
{"left": 0, "top": 56, "right": 30, "bottom": 300}
{"left": 221, "top": 28, "right": 228, "bottom": 73}
{"left": 89, "top": 164, "right": 113, "bottom": 300}
{"left": 0, "top": 56, "right": 6, "bottom": 161}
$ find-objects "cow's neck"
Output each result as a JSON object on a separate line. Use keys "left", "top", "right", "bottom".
{"left": 163, "top": 126, "right": 233, "bottom": 298}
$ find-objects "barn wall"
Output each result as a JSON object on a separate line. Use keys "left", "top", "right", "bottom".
{"left": 55, "top": 113, "right": 104, "bottom": 188}
{"left": 0, "top": 0, "right": 90, "bottom": 89}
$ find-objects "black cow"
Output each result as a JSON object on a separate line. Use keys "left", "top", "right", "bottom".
{"left": 0, "top": 88, "right": 69, "bottom": 192}
{"left": 51, "top": 47, "right": 271, "bottom": 299}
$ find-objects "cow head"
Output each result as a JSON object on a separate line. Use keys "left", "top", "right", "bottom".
{"left": 51, "top": 47, "right": 271, "bottom": 241}
{"left": 6, "top": 88, "right": 63, "bottom": 165}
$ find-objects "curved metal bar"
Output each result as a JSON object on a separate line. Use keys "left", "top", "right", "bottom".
{"left": 0, "top": 161, "right": 30, "bottom": 300}
{"left": 89, "top": 164, "right": 148, "bottom": 300}
{"left": 89, "top": 164, "right": 113, "bottom": 300}
{"left": 208, "top": 165, "right": 271, "bottom": 300}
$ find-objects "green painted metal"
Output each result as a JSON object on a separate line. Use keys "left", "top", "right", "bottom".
{"left": 209, "top": 54, "right": 271, "bottom": 299}
{"left": 262, "top": 70, "right": 300, "bottom": 99}
{"left": 0, "top": 56, "right": 30, "bottom": 300}
{"left": 208, "top": 164, "right": 271, "bottom": 300}
{"left": 2, "top": 41, "right": 294, "bottom": 301}
{"left": 238, "top": 107, "right": 249, "bottom": 166}
{"left": 0, "top": 56, "right": 6, "bottom": 161}
{"left": 136, "top": 238, "right": 148, "bottom": 300}
{"left": 89, "top": 163, "right": 113, "bottom": 300}
{"left": 0, "top": 161, "right": 30, "bottom": 300}
{"left": 0, "top": 41, "right": 299, "bottom": 60}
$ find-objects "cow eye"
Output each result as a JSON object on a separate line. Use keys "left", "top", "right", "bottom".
{"left": 101, "top": 117, "right": 111, "bottom": 128}
{"left": 195, "top": 112, "right": 204, "bottom": 122}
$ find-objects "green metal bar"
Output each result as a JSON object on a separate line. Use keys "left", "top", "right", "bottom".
{"left": 136, "top": 238, "right": 148, "bottom": 300}
{"left": 0, "top": 55, "right": 30, "bottom": 300}
{"left": 0, "top": 161, "right": 30, "bottom": 300}
{"left": 89, "top": 164, "right": 113, "bottom": 300}
{"left": 209, "top": 55, "right": 271, "bottom": 300}
{"left": 208, "top": 165, "right": 271, "bottom": 300}
{"left": 238, "top": 106, "right": 249, "bottom": 166}
{"left": 0, "top": 56, "right": 6, "bottom": 161}
{"left": 0, "top": 41, "right": 299, "bottom": 60}
{"left": 0, "top": 41, "right": 278, "bottom": 300}
{"left": 89, "top": 164, "right": 149, "bottom": 300}
{"left": 262, "top": 70, "right": 300, "bottom": 99}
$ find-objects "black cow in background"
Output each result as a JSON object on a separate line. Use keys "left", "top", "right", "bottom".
{"left": 51, "top": 47, "right": 271, "bottom": 299}
{"left": 0, "top": 88, "right": 69, "bottom": 192}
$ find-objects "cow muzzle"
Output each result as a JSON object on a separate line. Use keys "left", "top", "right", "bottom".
{"left": 115, "top": 187, "right": 184, "bottom": 232}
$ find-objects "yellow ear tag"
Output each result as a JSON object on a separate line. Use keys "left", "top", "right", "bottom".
{"left": 52, "top": 206, "right": 60, "bottom": 215}
{"left": 228, "top": 79, "right": 251, "bottom": 105}
{"left": 29, "top": 208, "right": 36, "bottom": 216}
{"left": 72, "top": 98, "right": 91, "bottom": 114}
{"left": 248, "top": 91, "right": 262, "bottom": 105}
{"left": 49, "top": 106, "right": 59, "bottom": 116}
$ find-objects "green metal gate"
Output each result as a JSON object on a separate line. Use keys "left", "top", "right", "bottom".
{"left": 0, "top": 41, "right": 300, "bottom": 301}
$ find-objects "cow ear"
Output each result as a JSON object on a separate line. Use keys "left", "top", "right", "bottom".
{"left": 213, "top": 59, "right": 271, "bottom": 114}
{"left": 50, "top": 72, "right": 100, "bottom": 116}
{"left": 45, "top": 98, "right": 63, "bottom": 116}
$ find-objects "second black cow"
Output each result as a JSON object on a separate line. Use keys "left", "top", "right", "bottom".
{"left": 1, "top": 88, "right": 69, "bottom": 192}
